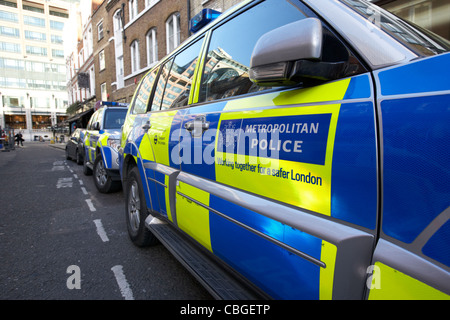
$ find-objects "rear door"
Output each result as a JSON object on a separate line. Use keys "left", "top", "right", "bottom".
{"left": 176, "top": 0, "right": 378, "bottom": 299}
{"left": 122, "top": 67, "right": 160, "bottom": 213}
{"left": 138, "top": 37, "right": 206, "bottom": 222}
{"left": 85, "top": 108, "right": 102, "bottom": 163}
{"left": 367, "top": 15, "right": 450, "bottom": 299}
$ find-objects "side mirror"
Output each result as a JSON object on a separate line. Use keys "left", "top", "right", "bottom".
{"left": 249, "top": 18, "right": 346, "bottom": 86}
{"left": 93, "top": 122, "right": 100, "bottom": 130}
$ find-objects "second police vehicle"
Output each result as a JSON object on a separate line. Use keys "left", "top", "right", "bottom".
{"left": 82, "top": 103, "right": 128, "bottom": 193}
{"left": 118, "top": 0, "right": 450, "bottom": 299}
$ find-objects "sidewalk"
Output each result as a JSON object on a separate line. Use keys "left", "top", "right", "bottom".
{"left": 0, "top": 140, "right": 66, "bottom": 152}
{"left": 48, "top": 141, "right": 66, "bottom": 150}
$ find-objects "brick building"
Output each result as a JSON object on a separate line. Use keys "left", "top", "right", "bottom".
{"left": 93, "top": 0, "right": 191, "bottom": 105}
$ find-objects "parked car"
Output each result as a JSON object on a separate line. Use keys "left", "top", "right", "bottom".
{"left": 82, "top": 105, "right": 128, "bottom": 193}
{"left": 119, "top": 0, "right": 450, "bottom": 299}
{"left": 65, "top": 128, "right": 84, "bottom": 165}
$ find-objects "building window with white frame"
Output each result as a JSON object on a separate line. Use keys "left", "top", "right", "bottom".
{"left": 166, "top": 12, "right": 180, "bottom": 54}
{"left": 100, "top": 82, "right": 107, "bottom": 101}
{"left": 129, "top": 0, "right": 138, "bottom": 21}
{"left": 145, "top": 0, "right": 159, "bottom": 8}
{"left": 97, "top": 20, "right": 104, "bottom": 40}
{"left": 130, "top": 40, "right": 140, "bottom": 73}
{"left": 146, "top": 27, "right": 157, "bottom": 66}
{"left": 99, "top": 49, "right": 105, "bottom": 71}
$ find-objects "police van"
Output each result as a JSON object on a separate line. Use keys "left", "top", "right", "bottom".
{"left": 83, "top": 103, "right": 128, "bottom": 193}
{"left": 119, "top": 0, "right": 450, "bottom": 299}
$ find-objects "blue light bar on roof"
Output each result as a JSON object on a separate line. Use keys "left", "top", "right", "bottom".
{"left": 190, "top": 8, "right": 221, "bottom": 33}
{"left": 101, "top": 101, "right": 129, "bottom": 107}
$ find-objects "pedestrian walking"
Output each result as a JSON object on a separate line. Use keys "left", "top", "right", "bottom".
{"left": 15, "top": 132, "right": 24, "bottom": 146}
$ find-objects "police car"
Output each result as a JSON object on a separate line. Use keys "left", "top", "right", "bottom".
{"left": 82, "top": 103, "right": 128, "bottom": 193}
{"left": 119, "top": 0, "right": 450, "bottom": 299}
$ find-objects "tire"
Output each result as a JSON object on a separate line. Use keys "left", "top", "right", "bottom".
{"left": 93, "top": 154, "right": 120, "bottom": 193}
{"left": 83, "top": 153, "right": 92, "bottom": 176}
{"left": 125, "top": 166, "right": 158, "bottom": 247}
{"left": 65, "top": 147, "right": 71, "bottom": 160}
{"left": 75, "top": 149, "right": 83, "bottom": 165}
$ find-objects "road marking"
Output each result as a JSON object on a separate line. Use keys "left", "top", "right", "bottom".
{"left": 85, "top": 199, "right": 96, "bottom": 212}
{"left": 81, "top": 187, "right": 88, "bottom": 195}
{"left": 79, "top": 179, "right": 84, "bottom": 185}
{"left": 52, "top": 160, "right": 65, "bottom": 171}
{"left": 111, "top": 265, "right": 134, "bottom": 300}
{"left": 93, "top": 219, "right": 109, "bottom": 242}
{"left": 57, "top": 177, "right": 73, "bottom": 188}
{"left": 73, "top": 174, "right": 78, "bottom": 179}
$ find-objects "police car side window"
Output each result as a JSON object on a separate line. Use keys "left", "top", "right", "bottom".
{"left": 132, "top": 67, "right": 159, "bottom": 114}
{"left": 150, "top": 38, "right": 204, "bottom": 111}
{"left": 165, "top": 38, "right": 203, "bottom": 109}
{"left": 87, "top": 111, "right": 98, "bottom": 130}
{"left": 151, "top": 59, "right": 173, "bottom": 111}
{"left": 198, "top": 0, "right": 308, "bottom": 103}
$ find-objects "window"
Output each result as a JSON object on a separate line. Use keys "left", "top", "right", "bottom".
{"left": 50, "top": 20, "right": 64, "bottom": 30}
{"left": 163, "top": 39, "right": 203, "bottom": 109}
{"left": 146, "top": 28, "right": 158, "bottom": 66}
{"left": 99, "top": 50, "right": 105, "bottom": 70}
{"left": 24, "top": 15, "right": 45, "bottom": 27}
{"left": 129, "top": 0, "right": 138, "bottom": 21}
{"left": 52, "top": 49, "right": 64, "bottom": 58}
{"left": 25, "top": 30, "right": 46, "bottom": 41}
{"left": 49, "top": 10, "right": 69, "bottom": 18}
{"left": 0, "top": 41, "right": 20, "bottom": 53}
{"left": 97, "top": 21, "right": 104, "bottom": 40}
{"left": 0, "top": 26, "right": 19, "bottom": 37}
{"left": 0, "top": 57, "right": 24, "bottom": 70}
{"left": 0, "top": 1, "right": 17, "bottom": 8}
{"left": 0, "top": 10, "right": 17, "bottom": 22}
{"left": 198, "top": 0, "right": 308, "bottom": 103}
{"left": 166, "top": 12, "right": 180, "bottom": 54}
{"left": 51, "top": 34, "right": 63, "bottom": 44}
{"left": 150, "top": 61, "right": 172, "bottom": 111}
{"left": 145, "top": 0, "right": 159, "bottom": 8}
{"left": 26, "top": 45, "right": 47, "bottom": 56}
{"left": 23, "top": 4, "right": 43, "bottom": 14}
{"left": 104, "top": 109, "right": 127, "bottom": 129}
{"left": 130, "top": 40, "right": 140, "bottom": 73}
{"left": 100, "top": 83, "right": 107, "bottom": 101}
{"left": 132, "top": 66, "right": 159, "bottom": 114}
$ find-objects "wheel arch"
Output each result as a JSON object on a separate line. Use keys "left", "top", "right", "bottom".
{"left": 122, "top": 153, "right": 137, "bottom": 193}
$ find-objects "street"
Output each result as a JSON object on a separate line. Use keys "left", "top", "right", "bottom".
{"left": 0, "top": 141, "right": 212, "bottom": 300}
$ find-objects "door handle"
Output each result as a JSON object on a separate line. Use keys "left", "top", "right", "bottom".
{"left": 184, "top": 115, "right": 209, "bottom": 138}
{"left": 142, "top": 121, "right": 151, "bottom": 131}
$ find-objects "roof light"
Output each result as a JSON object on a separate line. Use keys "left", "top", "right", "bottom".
{"left": 190, "top": 9, "right": 221, "bottom": 33}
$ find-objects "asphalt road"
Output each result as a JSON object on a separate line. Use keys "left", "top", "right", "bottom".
{"left": 0, "top": 141, "right": 213, "bottom": 300}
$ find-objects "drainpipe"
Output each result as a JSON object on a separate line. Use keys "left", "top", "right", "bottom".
{"left": 187, "top": 0, "right": 191, "bottom": 36}
{"left": 121, "top": 3, "right": 127, "bottom": 43}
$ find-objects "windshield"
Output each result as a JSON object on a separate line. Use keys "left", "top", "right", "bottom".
{"left": 104, "top": 109, "right": 127, "bottom": 129}
{"left": 340, "top": 0, "right": 450, "bottom": 57}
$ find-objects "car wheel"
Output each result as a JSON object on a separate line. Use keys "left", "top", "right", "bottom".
{"left": 93, "top": 155, "right": 119, "bottom": 193}
{"left": 76, "top": 149, "right": 83, "bottom": 165}
{"left": 125, "top": 166, "right": 158, "bottom": 247}
{"left": 83, "top": 154, "right": 92, "bottom": 176}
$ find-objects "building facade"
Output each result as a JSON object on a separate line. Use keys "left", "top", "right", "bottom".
{"left": 0, "top": 0, "right": 74, "bottom": 141}
{"left": 376, "top": 0, "right": 450, "bottom": 41}
{"left": 91, "top": 0, "right": 212, "bottom": 107}
{"left": 65, "top": 0, "right": 101, "bottom": 133}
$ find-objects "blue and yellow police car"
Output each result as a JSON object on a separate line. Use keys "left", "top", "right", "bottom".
{"left": 82, "top": 103, "right": 128, "bottom": 193}
{"left": 118, "top": 0, "right": 450, "bottom": 299}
